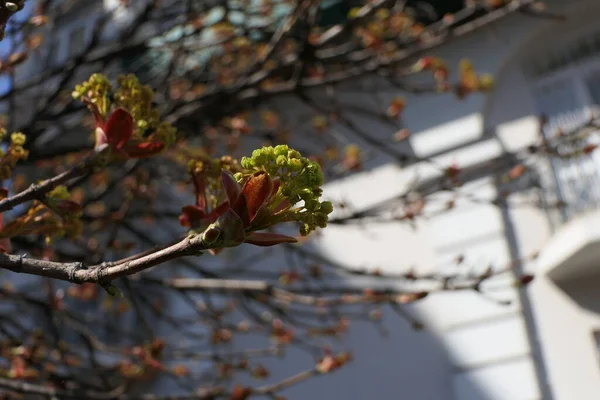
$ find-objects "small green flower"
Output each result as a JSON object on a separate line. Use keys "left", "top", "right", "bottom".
{"left": 274, "top": 145, "right": 289, "bottom": 156}
{"left": 47, "top": 185, "right": 71, "bottom": 200}
{"left": 288, "top": 158, "right": 303, "bottom": 172}
{"left": 10, "top": 132, "right": 26, "bottom": 147}
{"left": 320, "top": 201, "right": 334, "bottom": 214}
{"left": 276, "top": 155, "right": 287, "bottom": 167}
{"left": 72, "top": 73, "right": 112, "bottom": 116}
{"left": 241, "top": 156, "right": 254, "bottom": 169}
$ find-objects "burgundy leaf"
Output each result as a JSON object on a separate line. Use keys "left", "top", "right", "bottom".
{"left": 123, "top": 141, "right": 164, "bottom": 158}
{"left": 193, "top": 173, "right": 207, "bottom": 211}
{"left": 221, "top": 169, "right": 241, "bottom": 207}
{"left": 104, "top": 108, "right": 133, "bottom": 150}
{"left": 245, "top": 232, "right": 298, "bottom": 247}
{"left": 236, "top": 171, "right": 273, "bottom": 224}
{"left": 179, "top": 205, "right": 206, "bottom": 228}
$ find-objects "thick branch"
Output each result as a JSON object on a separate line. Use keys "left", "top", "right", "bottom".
{"left": 0, "top": 234, "right": 208, "bottom": 283}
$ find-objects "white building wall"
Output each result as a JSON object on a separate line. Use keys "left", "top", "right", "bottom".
{"left": 489, "top": 2, "right": 600, "bottom": 399}
{"left": 301, "top": 12, "right": 545, "bottom": 400}
{"left": 287, "top": 0, "right": 600, "bottom": 399}
{"left": 530, "top": 273, "right": 600, "bottom": 400}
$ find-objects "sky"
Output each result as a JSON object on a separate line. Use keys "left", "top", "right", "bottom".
{"left": 0, "top": 0, "right": 35, "bottom": 95}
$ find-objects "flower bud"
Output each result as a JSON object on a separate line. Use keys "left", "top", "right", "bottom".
{"left": 298, "top": 188, "right": 313, "bottom": 201}
{"left": 251, "top": 148, "right": 268, "bottom": 165}
{"left": 287, "top": 149, "right": 301, "bottom": 159}
{"left": 276, "top": 155, "right": 287, "bottom": 167}
{"left": 274, "top": 144, "right": 289, "bottom": 156}
{"left": 288, "top": 158, "right": 303, "bottom": 171}
{"left": 11, "top": 132, "right": 26, "bottom": 146}
{"left": 315, "top": 213, "right": 328, "bottom": 228}
{"left": 304, "top": 199, "right": 319, "bottom": 211}
{"left": 320, "top": 201, "right": 334, "bottom": 214}
{"left": 241, "top": 156, "right": 254, "bottom": 169}
{"left": 263, "top": 146, "right": 275, "bottom": 161}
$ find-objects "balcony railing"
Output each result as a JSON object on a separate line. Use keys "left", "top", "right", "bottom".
{"left": 541, "top": 115, "right": 600, "bottom": 224}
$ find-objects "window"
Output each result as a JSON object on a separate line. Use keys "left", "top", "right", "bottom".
{"left": 531, "top": 54, "right": 600, "bottom": 220}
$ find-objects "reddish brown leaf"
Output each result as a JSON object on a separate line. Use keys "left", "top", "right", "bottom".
{"left": 192, "top": 172, "right": 207, "bottom": 210}
{"left": 446, "top": 164, "right": 461, "bottom": 181}
{"left": 393, "top": 128, "right": 410, "bottom": 142}
{"left": 272, "top": 198, "right": 291, "bottom": 214}
{"left": 54, "top": 200, "right": 82, "bottom": 215}
{"left": 179, "top": 205, "right": 206, "bottom": 228}
{"left": 583, "top": 144, "right": 597, "bottom": 155}
{"left": 221, "top": 169, "right": 241, "bottom": 207}
{"left": 245, "top": 232, "right": 298, "bottom": 247}
{"left": 508, "top": 164, "right": 527, "bottom": 180}
{"left": 0, "top": 237, "right": 11, "bottom": 253}
{"left": 519, "top": 274, "right": 535, "bottom": 286}
{"left": 271, "top": 177, "right": 281, "bottom": 197}
{"left": 104, "top": 108, "right": 133, "bottom": 150}
{"left": 123, "top": 141, "right": 164, "bottom": 158}
{"left": 236, "top": 171, "right": 273, "bottom": 224}
{"left": 229, "top": 385, "right": 252, "bottom": 400}
{"left": 251, "top": 364, "right": 270, "bottom": 379}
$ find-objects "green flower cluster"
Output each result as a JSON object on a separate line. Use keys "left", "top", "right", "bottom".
{"left": 72, "top": 74, "right": 177, "bottom": 147}
{"left": 114, "top": 75, "right": 160, "bottom": 134}
{"left": 72, "top": 73, "right": 112, "bottom": 117}
{"left": 240, "top": 145, "right": 333, "bottom": 236}
{"left": 0, "top": 131, "right": 29, "bottom": 180}
{"left": 47, "top": 185, "right": 71, "bottom": 200}
{"left": 41, "top": 186, "right": 82, "bottom": 244}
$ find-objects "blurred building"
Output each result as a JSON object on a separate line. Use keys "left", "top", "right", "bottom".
{"left": 7, "top": 0, "right": 600, "bottom": 399}
{"left": 304, "top": 1, "right": 600, "bottom": 399}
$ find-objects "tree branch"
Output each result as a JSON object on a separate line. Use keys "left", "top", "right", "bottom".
{"left": 0, "top": 148, "right": 100, "bottom": 213}
{"left": 0, "top": 233, "right": 209, "bottom": 283}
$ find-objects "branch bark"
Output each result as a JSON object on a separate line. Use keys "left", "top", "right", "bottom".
{"left": 0, "top": 233, "right": 208, "bottom": 283}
